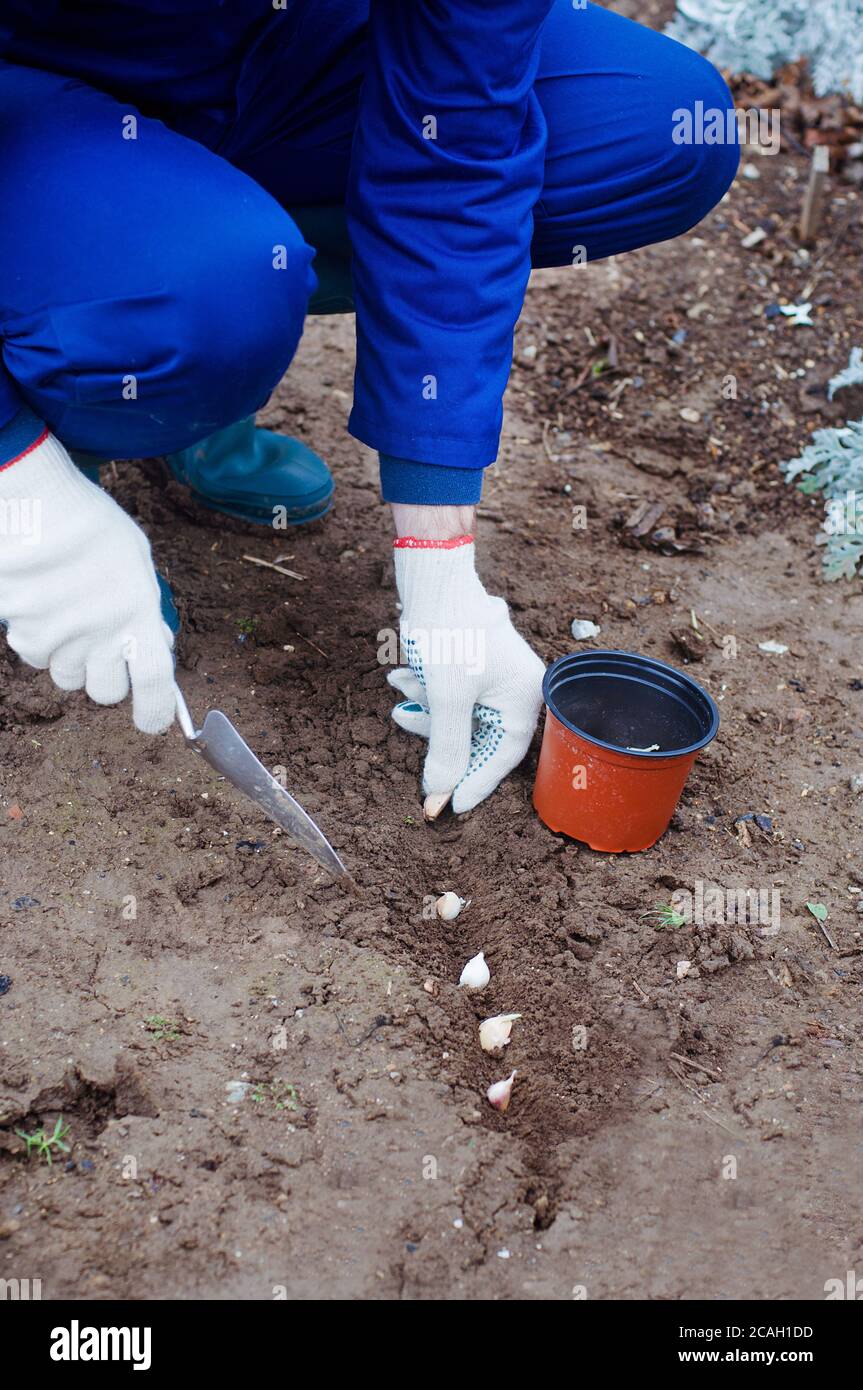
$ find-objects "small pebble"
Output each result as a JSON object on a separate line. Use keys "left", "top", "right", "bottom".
{"left": 742, "top": 226, "right": 767, "bottom": 249}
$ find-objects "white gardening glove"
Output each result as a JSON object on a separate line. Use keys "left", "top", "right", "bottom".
{"left": 389, "top": 536, "right": 545, "bottom": 814}
{"left": 0, "top": 431, "right": 175, "bottom": 733}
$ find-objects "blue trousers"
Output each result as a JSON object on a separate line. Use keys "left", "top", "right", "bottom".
{"left": 0, "top": 1, "right": 738, "bottom": 497}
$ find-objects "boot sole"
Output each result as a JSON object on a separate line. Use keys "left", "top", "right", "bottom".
{"left": 188, "top": 488, "right": 334, "bottom": 526}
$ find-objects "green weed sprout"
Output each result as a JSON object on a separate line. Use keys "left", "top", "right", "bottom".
{"left": 16, "top": 1116, "right": 72, "bottom": 1166}
{"left": 251, "top": 1081, "right": 299, "bottom": 1112}
{"left": 144, "top": 1014, "right": 181, "bottom": 1042}
{"left": 641, "top": 902, "right": 687, "bottom": 929}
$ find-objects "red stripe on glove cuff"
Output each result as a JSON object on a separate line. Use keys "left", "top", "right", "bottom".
{"left": 393, "top": 534, "right": 474, "bottom": 550}
{"left": 0, "top": 426, "right": 49, "bottom": 474}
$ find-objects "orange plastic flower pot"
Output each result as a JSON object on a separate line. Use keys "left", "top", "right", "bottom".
{"left": 533, "top": 650, "right": 719, "bottom": 853}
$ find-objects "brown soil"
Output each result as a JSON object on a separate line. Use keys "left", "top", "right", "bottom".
{"left": 2, "top": 6, "right": 863, "bottom": 1301}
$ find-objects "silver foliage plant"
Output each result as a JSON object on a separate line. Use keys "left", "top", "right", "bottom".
{"left": 667, "top": 6, "right": 863, "bottom": 578}
{"left": 782, "top": 352, "right": 863, "bottom": 581}
{"left": 667, "top": 0, "right": 863, "bottom": 103}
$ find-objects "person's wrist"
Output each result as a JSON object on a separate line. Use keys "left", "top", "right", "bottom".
{"left": 390, "top": 502, "right": 476, "bottom": 541}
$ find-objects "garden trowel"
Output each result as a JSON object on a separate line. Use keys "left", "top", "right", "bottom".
{"left": 174, "top": 684, "right": 352, "bottom": 884}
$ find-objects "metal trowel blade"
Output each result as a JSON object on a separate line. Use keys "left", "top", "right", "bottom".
{"left": 192, "top": 708, "right": 350, "bottom": 882}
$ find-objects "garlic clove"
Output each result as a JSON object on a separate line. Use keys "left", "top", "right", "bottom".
{"left": 423, "top": 792, "right": 451, "bottom": 821}
{"left": 458, "top": 950, "right": 490, "bottom": 990}
{"left": 479, "top": 1013, "right": 522, "bottom": 1054}
{"left": 436, "top": 891, "right": 468, "bottom": 921}
{"left": 487, "top": 1069, "right": 516, "bottom": 1112}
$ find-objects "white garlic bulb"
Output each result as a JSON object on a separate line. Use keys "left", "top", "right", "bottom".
{"left": 487, "top": 1070, "right": 517, "bottom": 1112}
{"left": 436, "top": 892, "right": 468, "bottom": 921}
{"left": 458, "top": 951, "right": 490, "bottom": 990}
{"left": 479, "top": 1014, "right": 521, "bottom": 1054}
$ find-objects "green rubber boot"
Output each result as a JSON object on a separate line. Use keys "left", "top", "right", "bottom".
{"left": 166, "top": 417, "right": 333, "bottom": 526}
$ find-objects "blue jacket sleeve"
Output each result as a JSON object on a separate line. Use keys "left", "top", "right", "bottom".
{"left": 346, "top": 0, "right": 554, "bottom": 504}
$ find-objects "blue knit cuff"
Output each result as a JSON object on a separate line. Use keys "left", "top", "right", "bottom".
{"left": 379, "top": 454, "right": 484, "bottom": 505}
{"left": 0, "top": 405, "right": 46, "bottom": 467}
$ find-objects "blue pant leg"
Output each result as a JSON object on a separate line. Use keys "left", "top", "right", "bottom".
{"left": 211, "top": 10, "right": 366, "bottom": 317}
{"left": 0, "top": 361, "right": 20, "bottom": 432}
{"left": 0, "top": 61, "right": 316, "bottom": 457}
{"left": 531, "top": 1, "right": 740, "bottom": 268}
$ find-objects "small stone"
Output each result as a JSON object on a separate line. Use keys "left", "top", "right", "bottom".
{"left": 676, "top": 960, "right": 692, "bottom": 980}
{"left": 570, "top": 619, "right": 600, "bottom": 640}
{"left": 849, "top": 773, "right": 863, "bottom": 795}
{"left": 679, "top": 407, "right": 701, "bottom": 423}
{"left": 741, "top": 226, "right": 767, "bottom": 249}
